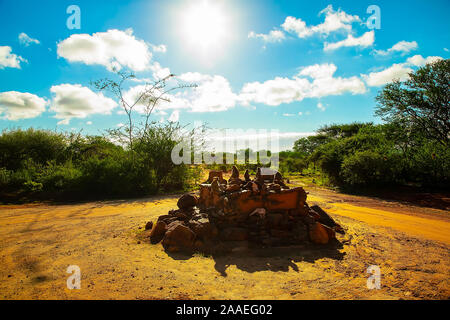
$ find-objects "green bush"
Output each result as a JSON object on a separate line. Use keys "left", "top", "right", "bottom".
{"left": 0, "top": 128, "right": 67, "bottom": 170}
{"left": 340, "top": 151, "right": 402, "bottom": 186}
{"left": 0, "top": 127, "right": 198, "bottom": 201}
{"left": 78, "top": 156, "right": 156, "bottom": 197}
{"left": 0, "top": 167, "right": 11, "bottom": 187}
{"left": 38, "top": 161, "right": 82, "bottom": 193}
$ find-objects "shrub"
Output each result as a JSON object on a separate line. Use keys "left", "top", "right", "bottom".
{"left": 0, "top": 128, "right": 67, "bottom": 170}
{"left": 340, "top": 150, "right": 402, "bottom": 186}
{"left": 38, "top": 161, "right": 82, "bottom": 193}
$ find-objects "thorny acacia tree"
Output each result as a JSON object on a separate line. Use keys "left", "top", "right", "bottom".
{"left": 92, "top": 69, "right": 197, "bottom": 151}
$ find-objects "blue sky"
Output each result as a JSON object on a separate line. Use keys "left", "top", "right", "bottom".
{"left": 0, "top": 0, "right": 449, "bottom": 150}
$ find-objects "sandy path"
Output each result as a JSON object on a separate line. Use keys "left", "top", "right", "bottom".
{"left": 308, "top": 194, "right": 450, "bottom": 245}
{"left": 0, "top": 190, "right": 449, "bottom": 300}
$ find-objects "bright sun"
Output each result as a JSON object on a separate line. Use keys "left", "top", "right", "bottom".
{"left": 182, "top": 0, "right": 227, "bottom": 53}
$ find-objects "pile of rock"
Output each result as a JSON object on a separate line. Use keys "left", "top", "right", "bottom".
{"left": 146, "top": 166, "right": 344, "bottom": 254}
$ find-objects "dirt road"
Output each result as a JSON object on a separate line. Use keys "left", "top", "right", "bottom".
{"left": 0, "top": 187, "right": 449, "bottom": 300}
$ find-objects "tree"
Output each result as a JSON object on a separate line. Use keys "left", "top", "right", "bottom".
{"left": 375, "top": 59, "right": 450, "bottom": 146}
{"left": 317, "top": 122, "right": 373, "bottom": 139}
{"left": 91, "top": 69, "right": 196, "bottom": 150}
{"left": 293, "top": 135, "right": 330, "bottom": 155}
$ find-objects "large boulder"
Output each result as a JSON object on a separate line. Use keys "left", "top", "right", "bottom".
{"left": 150, "top": 221, "right": 167, "bottom": 244}
{"left": 177, "top": 194, "right": 198, "bottom": 210}
{"left": 308, "top": 222, "right": 334, "bottom": 244}
{"left": 188, "top": 218, "right": 217, "bottom": 240}
{"left": 310, "top": 205, "right": 344, "bottom": 234}
{"left": 162, "top": 221, "right": 196, "bottom": 252}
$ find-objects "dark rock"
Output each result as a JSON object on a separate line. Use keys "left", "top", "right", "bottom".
{"left": 230, "top": 165, "right": 239, "bottom": 179}
{"left": 244, "top": 169, "right": 250, "bottom": 182}
{"left": 310, "top": 205, "right": 344, "bottom": 234}
{"left": 293, "top": 221, "right": 309, "bottom": 242}
{"left": 144, "top": 221, "right": 153, "bottom": 230}
{"left": 226, "top": 184, "right": 241, "bottom": 193}
{"left": 205, "top": 170, "right": 227, "bottom": 184}
{"left": 177, "top": 194, "right": 198, "bottom": 210}
{"left": 228, "top": 166, "right": 243, "bottom": 185}
{"left": 162, "top": 221, "right": 196, "bottom": 252}
{"left": 175, "top": 211, "right": 189, "bottom": 220}
{"left": 150, "top": 221, "right": 167, "bottom": 244}
{"left": 309, "top": 222, "right": 330, "bottom": 244}
{"left": 188, "top": 218, "right": 215, "bottom": 240}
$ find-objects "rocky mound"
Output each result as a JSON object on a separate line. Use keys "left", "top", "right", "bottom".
{"left": 145, "top": 166, "right": 344, "bottom": 254}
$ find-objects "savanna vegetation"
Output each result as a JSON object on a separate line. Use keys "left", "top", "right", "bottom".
{"left": 284, "top": 59, "right": 449, "bottom": 190}
{"left": 0, "top": 124, "right": 201, "bottom": 201}
{"left": 0, "top": 71, "right": 201, "bottom": 202}
{"left": 0, "top": 60, "right": 448, "bottom": 202}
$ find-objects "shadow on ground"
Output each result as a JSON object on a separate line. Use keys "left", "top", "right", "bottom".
{"left": 165, "top": 240, "right": 345, "bottom": 277}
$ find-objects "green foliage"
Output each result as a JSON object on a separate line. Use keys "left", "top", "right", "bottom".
{"left": 0, "top": 128, "right": 67, "bottom": 170}
{"left": 317, "top": 122, "right": 373, "bottom": 139}
{"left": 0, "top": 126, "right": 198, "bottom": 202}
{"left": 293, "top": 135, "right": 330, "bottom": 155}
{"left": 37, "top": 161, "right": 82, "bottom": 193}
{"left": 280, "top": 157, "right": 308, "bottom": 175}
{"left": 375, "top": 59, "right": 449, "bottom": 146}
{"left": 289, "top": 61, "right": 450, "bottom": 189}
{"left": 340, "top": 150, "right": 402, "bottom": 186}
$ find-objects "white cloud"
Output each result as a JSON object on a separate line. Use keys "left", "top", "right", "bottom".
{"left": 317, "top": 102, "right": 326, "bottom": 111}
{"left": 177, "top": 72, "right": 210, "bottom": 82}
{"left": 374, "top": 40, "right": 418, "bottom": 56}
{"left": 282, "top": 113, "right": 296, "bottom": 117}
{"left": 362, "top": 55, "right": 444, "bottom": 87}
{"left": 123, "top": 72, "right": 238, "bottom": 114}
{"left": 122, "top": 84, "right": 181, "bottom": 114}
{"left": 18, "top": 33, "right": 40, "bottom": 46}
{"left": 57, "top": 29, "right": 152, "bottom": 71}
{"left": 171, "top": 73, "right": 238, "bottom": 112}
{"left": 281, "top": 17, "right": 310, "bottom": 38}
{"left": 406, "top": 54, "right": 443, "bottom": 67}
{"left": 248, "top": 30, "right": 285, "bottom": 43}
{"left": 307, "top": 74, "right": 366, "bottom": 97}
{"left": 149, "top": 61, "right": 171, "bottom": 79}
{"left": 50, "top": 84, "right": 117, "bottom": 124}
{"left": 298, "top": 63, "right": 337, "bottom": 78}
{"left": 282, "top": 5, "right": 360, "bottom": 38}
{"left": 151, "top": 44, "right": 167, "bottom": 53}
{"left": 168, "top": 110, "right": 179, "bottom": 122}
{"left": 240, "top": 63, "right": 366, "bottom": 106}
{"left": 185, "top": 74, "right": 238, "bottom": 112}
{"left": 0, "top": 91, "right": 47, "bottom": 120}
{"left": 86, "top": 121, "right": 92, "bottom": 125}
{"left": 362, "top": 64, "right": 413, "bottom": 87}
{"left": 0, "top": 46, "right": 26, "bottom": 69}
{"left": 324, "top": 31, "right": 374, "bottom": 51}
{"left": 240, "top": 77, "right": 310, "bottom": 106}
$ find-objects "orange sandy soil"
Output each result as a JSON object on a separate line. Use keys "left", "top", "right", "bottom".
{"left": 0, "top": 182, "right": 449, "bottom": 300}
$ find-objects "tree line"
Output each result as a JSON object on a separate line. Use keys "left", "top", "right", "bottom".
{"left": 283, "top": 59, "right": 449, "bottom": 189}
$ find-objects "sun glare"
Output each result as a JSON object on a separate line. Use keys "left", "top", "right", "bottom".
{"left": 182, "top": 1, "right": 228, "bottom": 53}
